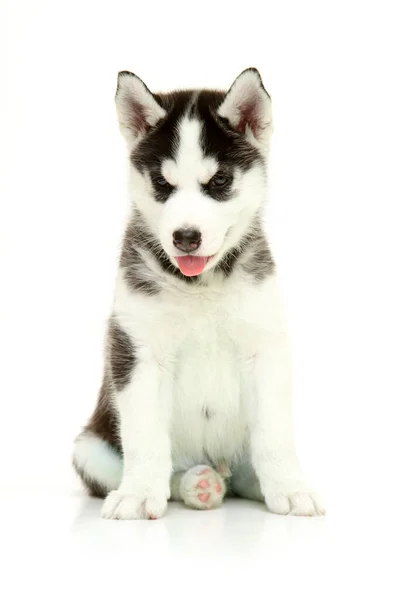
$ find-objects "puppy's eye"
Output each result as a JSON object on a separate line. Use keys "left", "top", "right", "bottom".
{"left": 154, "top": 175, "right": 170, "bottom": 187}
{"left": 210, "top": 173, "right": 230, "bottom": 187}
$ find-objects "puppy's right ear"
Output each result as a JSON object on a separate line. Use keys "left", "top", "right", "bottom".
{"left": 115, "top": 71, "right": 166, "bottom": 145}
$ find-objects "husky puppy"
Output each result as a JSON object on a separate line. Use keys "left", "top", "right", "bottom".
{"left": 72, "top": 68, "right": 325, "bottom": 519}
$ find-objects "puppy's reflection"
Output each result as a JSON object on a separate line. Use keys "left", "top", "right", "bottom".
{"left": 70, "top": 495, "right": 325, "bottom": 559}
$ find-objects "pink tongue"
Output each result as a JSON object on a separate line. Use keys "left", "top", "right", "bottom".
{"left": 175, "top": 255, "right": 208, "bottom": 276}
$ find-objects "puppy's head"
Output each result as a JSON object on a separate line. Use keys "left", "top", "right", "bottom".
{"left": 116, "top": 68, "right": 272, "bottom": 277}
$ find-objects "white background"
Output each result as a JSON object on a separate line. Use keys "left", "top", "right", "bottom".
{"left": 1, "top": 1, "right": 399, "bottom": 598}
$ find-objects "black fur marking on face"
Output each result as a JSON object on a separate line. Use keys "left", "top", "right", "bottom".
{"left": 201, "top": 169, "right": 235, "bottom": 202}
{"left": 131, "top": 91, "right": 193, "bottom": 176}
{"left": 130, "top": 89, "right": 264, "bottom": 202}
{"left": 108, "top": 318, "right": 136, "bottom": 391}
{"left": 196, "top": 90, "right": 263, "bottom": 173}
{"left": 149, "top": 171, "right": 176, "bottom": 204}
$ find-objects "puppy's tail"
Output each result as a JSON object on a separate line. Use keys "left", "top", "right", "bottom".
{"left": 72, "top": 431, "right": 123, "bottom": 498}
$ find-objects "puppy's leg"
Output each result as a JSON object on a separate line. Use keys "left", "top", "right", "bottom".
{"left": 170, "top": 465, "right": 227, "bottom": 510}
{"left": 101, "top": 326, "right": 173, "bottom": 520}
{"left": 248, "top": 334, "right": 326, "bottom": 516}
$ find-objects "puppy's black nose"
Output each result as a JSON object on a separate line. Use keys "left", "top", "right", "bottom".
{"left": 173, "top": 228, "right": 202, "bottom": 253}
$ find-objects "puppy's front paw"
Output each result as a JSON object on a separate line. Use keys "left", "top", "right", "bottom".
{"left": 264, "top": 482, "right": 325, "bottom": 516}
{"left": 101, "top": 490, "right": 168, "bottom": 520}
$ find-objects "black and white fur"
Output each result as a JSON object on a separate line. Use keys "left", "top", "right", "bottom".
{"left": 72, "top": 68, "right": 325, "bottom": 519}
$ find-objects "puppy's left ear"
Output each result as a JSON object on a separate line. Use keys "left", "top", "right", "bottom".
{"left": 217, "top": 68, "right": 272, "bottom": 146}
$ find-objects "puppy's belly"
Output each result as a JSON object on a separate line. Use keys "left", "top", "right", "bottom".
{"left": 170, "top": 331, "right": 248, "bottom": 471}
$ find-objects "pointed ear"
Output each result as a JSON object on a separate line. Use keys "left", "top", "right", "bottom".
{"left": 217, "top": 68, "right": 272, "bottom": 145}
{"left": 115, "top": 71, "right": 166, "bottom": 144}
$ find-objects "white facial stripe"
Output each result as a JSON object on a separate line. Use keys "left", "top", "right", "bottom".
{"left": 161, "top": 117, "right": 219, "bottom": 188}
{"left": 162, "top": 159, "right": 178, "bottom": 187}
{"left": 198, "top": 156, "right": 219, "bottom": 184}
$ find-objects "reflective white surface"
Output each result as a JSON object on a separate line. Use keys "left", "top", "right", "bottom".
{"left": 2, "top": 478, "right": 398, "bottom": 599}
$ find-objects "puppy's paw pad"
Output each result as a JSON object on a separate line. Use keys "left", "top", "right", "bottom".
{"left": 198, "top": 492, "right": 210, "bottom": 503}
{"left": 197, "top": 479, "right": 209, "bottom": 489}
{"left": 180, "top": 465, "right": 226, "bottom": 510}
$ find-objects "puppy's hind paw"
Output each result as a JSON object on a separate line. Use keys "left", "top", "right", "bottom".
{"left": 180, "top": 465, "right": 226, "bottom": 510}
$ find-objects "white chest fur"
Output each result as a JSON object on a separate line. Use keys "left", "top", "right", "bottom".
{"left": 113, "top": 268, "right": 287, "bottom": 469}
{"left": 169, "top": 309, "right": 247, "bottom": 469}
